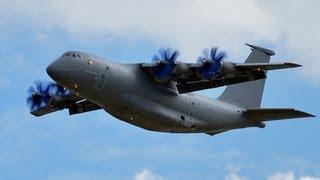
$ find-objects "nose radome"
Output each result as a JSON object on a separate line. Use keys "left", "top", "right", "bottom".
{"left": 47, "top": 58, "right": 69, "bottom": 82}
{"left": 46, "top": 61, "right": 59, "bottom": 81}
{"left": 47, "top": 57, "right": 74, "bottom": 87}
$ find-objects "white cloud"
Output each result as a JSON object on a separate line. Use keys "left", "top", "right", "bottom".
{"left": 225, "top": 165, "right": 248, "bottom": 180}
{"left": 134, "top": 169, "right": 163, "bottom": 180}
{"left": 0, "top": 0, "right": 272, "bottom": 59}
{"left": 301, "top": 176, "right": 320, "bottom": 180}
{"left": 268, "top": 172, "right": 295, "bottom": 180}
{"left": 0, "top": 0, "right": 319, "bottom": 84}
{"left": 267, "top": 171, "right": 320, "bottom": 180}
{"left": 225, "top": 172, "right": 248, "bottom": 180}
{"left": 256, "top": 0, "right": 320, "bottom": 85}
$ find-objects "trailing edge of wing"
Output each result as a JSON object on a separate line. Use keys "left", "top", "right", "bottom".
{"left": 235, "top": 62, "right": 301, "bottom": 71}
{"left": 177, "top": 71, "right": 266, "bottom": 94}
{"left": 244, "top": 108, "right": 315, "bottom": 121}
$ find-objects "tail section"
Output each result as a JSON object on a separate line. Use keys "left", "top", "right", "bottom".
{"left": 218, "top": 44, "right": 275, "bottom": 108}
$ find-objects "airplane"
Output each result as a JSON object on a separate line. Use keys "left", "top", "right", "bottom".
{"left": 27, "top": 44, "right": 315, "bottom": 136}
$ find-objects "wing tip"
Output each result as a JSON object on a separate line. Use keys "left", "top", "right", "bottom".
{"left": 284, "top": 62, "right": 302, "bottom": 67}
{"left": 294, "top": 109, "right": 316, "bottom": 118}
{"left": 304, "top": 113, "right": 316, "bottom": 118}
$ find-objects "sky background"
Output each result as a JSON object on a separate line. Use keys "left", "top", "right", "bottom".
{"left": 0, "top": 0, "right": 319, "bottom": 179}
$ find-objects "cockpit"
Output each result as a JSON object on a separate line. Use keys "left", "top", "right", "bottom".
{"left": 62, "top": 52, "right": 83, "bottom": 60}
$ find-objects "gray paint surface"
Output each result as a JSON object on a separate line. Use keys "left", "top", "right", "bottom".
{"left": 45, "top": 45, "right": 314, "bottom": 135}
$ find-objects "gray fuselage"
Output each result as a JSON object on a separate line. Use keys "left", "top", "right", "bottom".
{"left": 47, "top": 51, "right": 258, "bottom": 134}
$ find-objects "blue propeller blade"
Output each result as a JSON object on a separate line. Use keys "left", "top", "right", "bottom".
{"left": 197, "top": 47, "right": 226, "bottom": 79}
{"left": 27, "top": 81, "right": 69, "bottom": 111}
{"left": 151, "top": 47, "right": 179, "bottom": 82}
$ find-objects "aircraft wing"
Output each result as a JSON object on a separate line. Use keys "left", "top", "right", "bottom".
{"left": 176, "top": 70, "right": 266, "bottom": 93}
{"left": 30, "top": 93, "right": 101, "bottom": 117}
{"left": 235, "top": 62, "right": 301, "bottom": 71}
{"left": 141, "top": 44, "right": 302, "bottom": 94}
{"left": 141, "top": 61, "right": 301, "bottom": 94}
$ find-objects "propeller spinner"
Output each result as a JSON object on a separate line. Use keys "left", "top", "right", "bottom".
{"left": 151, "top": 47, "right": 180, "bottom": 82}
{"left": 27, "top": 81, "right": 69, "bottom": 111}
{"left": 197, "top": 47, "right": 226, "bottom": 79}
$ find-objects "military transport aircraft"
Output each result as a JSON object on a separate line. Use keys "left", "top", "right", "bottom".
{"left": 27, "top": 44, "right": 314, "bottom": 135}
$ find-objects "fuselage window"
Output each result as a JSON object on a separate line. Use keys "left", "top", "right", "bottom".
{"left": 76, "top": 54, "right": 82, "bottom": 59}
{"left": 63, "top": 53, "right": 71, "bottom": 57}
{"left": 72, "top": 54, "right": 77, "bottom": 58}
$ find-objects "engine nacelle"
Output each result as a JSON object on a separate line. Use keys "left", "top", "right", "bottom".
{"left": 172, "top": 62, "right": 191, "bottom": 78}
{"left": 219, "top": 61, "right": 237, "bottom": 75}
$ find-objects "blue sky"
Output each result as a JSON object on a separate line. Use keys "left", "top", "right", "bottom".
{"left": 0, "top": 0, "right": 319, "bottom": 180}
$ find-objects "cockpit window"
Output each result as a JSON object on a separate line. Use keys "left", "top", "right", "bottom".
{"left": 76, "top": 54, "right": 82, "bottom": 59}
{"left": 63, "top": 52, "right": 83, "bottom": 60}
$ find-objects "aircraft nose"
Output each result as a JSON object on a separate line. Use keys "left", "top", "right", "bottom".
{"left": 46, "top": 61, "right": 60, "bottom": 81}
{"left": 46, "top": 63, "right": 54, "bottom": 77}
{"left": 46, "top": 57, "right": 72, "bottom": 84}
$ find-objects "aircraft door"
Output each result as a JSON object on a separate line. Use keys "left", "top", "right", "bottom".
{"left": 95, "top": 66, "right": 110, "bottom": 90}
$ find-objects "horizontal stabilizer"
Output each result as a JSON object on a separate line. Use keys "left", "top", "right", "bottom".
{"left": 244, "top": 108, "right": 315, "bottom": 121}
{"left": 235, "top": 62, "right": 301, "bottom": 71}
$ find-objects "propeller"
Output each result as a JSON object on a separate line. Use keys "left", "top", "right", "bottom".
{"left": 26, "top": 81, "right": 69, "bottom": 111}
{"left": 151, "top": 47, "right": 179, "bottom": 82}
{"left": 50, "top": 83, "right": 69, "bottom": 96}
{"left": 197, "top": 47, "right": 226, "bottom": 79}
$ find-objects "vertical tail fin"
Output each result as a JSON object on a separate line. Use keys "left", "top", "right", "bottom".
{"left": 218, "top": 44, "right": 275, "bottom": 108}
